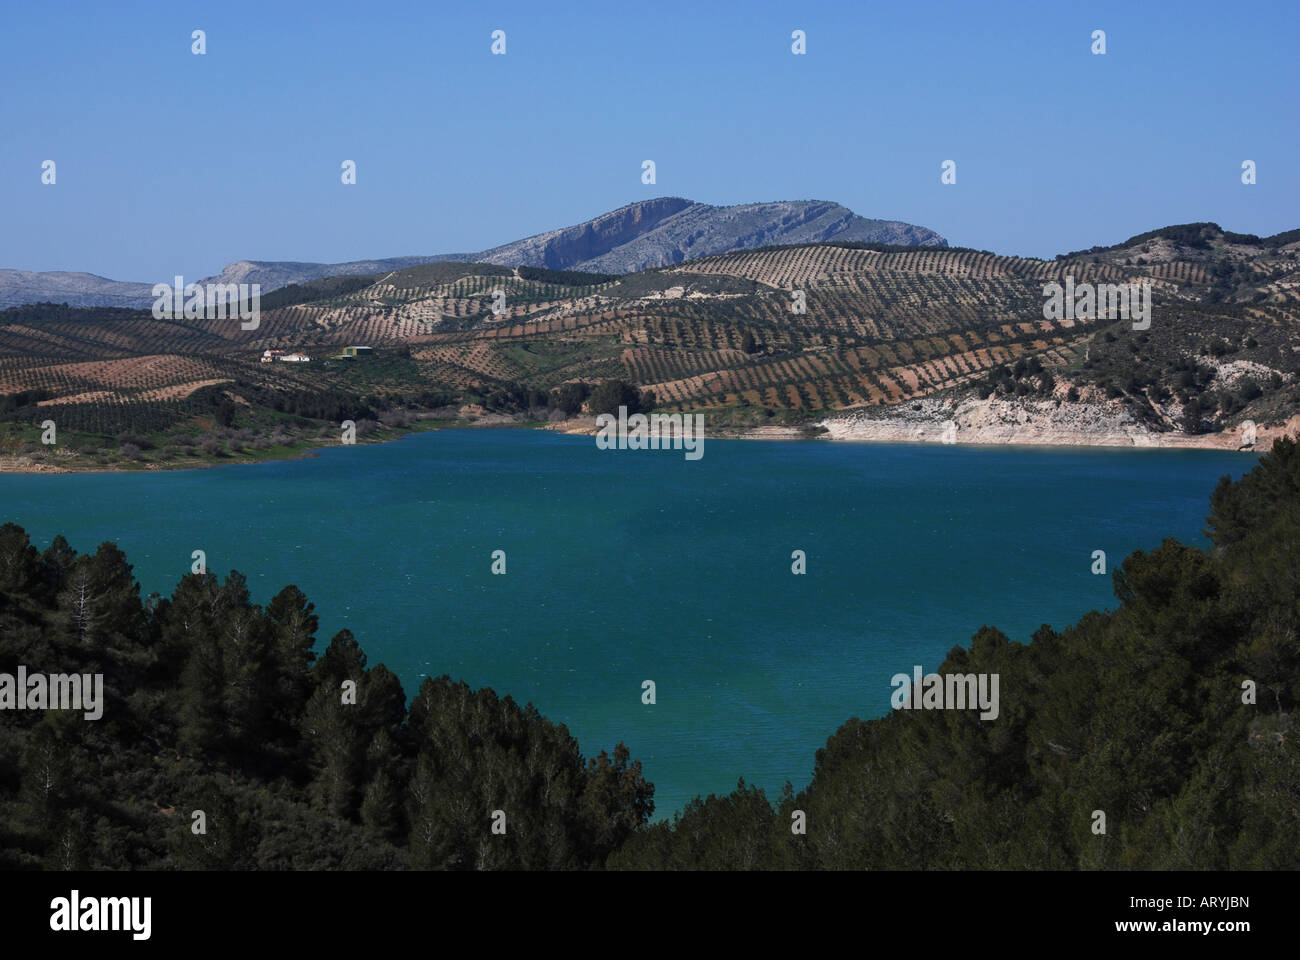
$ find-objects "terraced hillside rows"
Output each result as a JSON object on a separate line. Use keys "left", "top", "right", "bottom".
{"left": 1, "top": 225, "right": 1298, "bottom": 448}
{"left": 335, "top": 239, "right": 1292, "bottom": 418}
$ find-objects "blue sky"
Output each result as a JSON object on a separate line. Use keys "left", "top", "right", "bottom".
{"left": 2, "top": 0, "right": 1296, "bottom": 281}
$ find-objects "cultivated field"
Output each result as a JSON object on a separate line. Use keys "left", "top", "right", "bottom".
{"left": 1, "top": 227, "right": 1297, "bottom": 456}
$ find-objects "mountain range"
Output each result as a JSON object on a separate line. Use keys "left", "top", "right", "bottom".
{"left": 0, "top": 198, "right": 945, "bottom": 309}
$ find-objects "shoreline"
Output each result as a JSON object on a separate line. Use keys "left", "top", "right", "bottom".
{"left": 1, "top": 408, "right": 1283, "bottom": 475}
{"left": 813, "top": 397, "right": 1299, "bottom": 454}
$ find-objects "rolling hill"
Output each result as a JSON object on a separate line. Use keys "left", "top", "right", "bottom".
{"left": 0, "top": 223, "right": 1296, "bottom": 469}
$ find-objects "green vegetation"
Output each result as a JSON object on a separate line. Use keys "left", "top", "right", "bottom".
{"left": 384, "top": 262, "right": 513, "bottom": 288}
{"left": 0, "top": 302, "right": 154, "bottom": 325}
{"left": 0, "top": 375, "right": 462, "bottom": 471}
{"left": 0, "top": 390, "right": 54, "bottom": 413}
{"left": 977, "top": 355, "right": 1057, "bottom": 399}
{"left": 0, "top": 222, "right": 1296, "bottom": 469}
{"left": 257, "top": 275, "right": 385, "bottom": 311}
{"left": 603, "top": 270, "right": 760, "bottom": 298}
{"left": 516, "top": 265, "right": 618, "bottom": 286}
{"left": 1058, "top": 222, "right": 1300, "bottom": 261}
{"left": 550, "top": 381, "right": 589, "bottom": 415}
{"left": 587, "top": 379, "right": 655, "bottom": 417}
{"left": 0, "top": 532, "right": 653, "bottom": 869}
{"left": 2, "top": 438, "right": 1298, "bottom": 869}
{"left": 1065, "top": 315, "right": 1300, "bottom": 434}
{"left": 609, "top": 440, "right": 1300, "bottom": 869}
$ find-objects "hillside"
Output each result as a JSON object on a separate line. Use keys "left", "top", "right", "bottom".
{"left": 0, "top": 198, "right": 945, "bottom": 309}
{"left": 0, "top": 224, "right": 1296, "bottom": 470}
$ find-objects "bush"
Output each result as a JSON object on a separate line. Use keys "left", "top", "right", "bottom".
{"left": 114, "top": 432, "right": 154, "bottom": 451}
{"left": 587, "top": 379, "right": 653, "bottom": 417}
{"left": 484, "top": 385, "right": 528, "bottom": 413}
{"left": 546, "top": 379, "right": 587, "bottom": 413}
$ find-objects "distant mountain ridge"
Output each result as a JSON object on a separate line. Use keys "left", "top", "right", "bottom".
{"left": 0, "top": 198, "right": 945, "bottom": 309}
{"left": 0, "top": 270, "right": 157, "bottom": 310}
{"left": 465, "top": 197, "right": 946, "bottom": 274}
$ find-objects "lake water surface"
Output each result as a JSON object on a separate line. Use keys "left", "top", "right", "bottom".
{"left": 0, "top": 430, "right": 1257, "bottom": 815}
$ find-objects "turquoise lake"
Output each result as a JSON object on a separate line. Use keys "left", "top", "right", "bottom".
{"left": 0, "top": 430, "right": 1258, "bottom": 816}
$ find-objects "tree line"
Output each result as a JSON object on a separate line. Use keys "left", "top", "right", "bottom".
{"left": 1, "top": 439, "right": 1296, "bottom": 869}
{"left": 0, "top": 533, "right": 652, "bottom": 869}
{"left": 610, "top": 440, "right": 1300, "bottom": 869}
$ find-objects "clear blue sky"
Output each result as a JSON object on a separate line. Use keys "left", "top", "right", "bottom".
{"left": 2, "top": 0, "right": 1296, "bottom": 281}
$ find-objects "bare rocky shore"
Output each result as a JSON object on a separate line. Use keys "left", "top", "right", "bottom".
{"left": 815, "top": 397, "right": 1300, "bottom": 451}
{"left": 6, "top": 401, "right": 1295, "bottom": 475}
